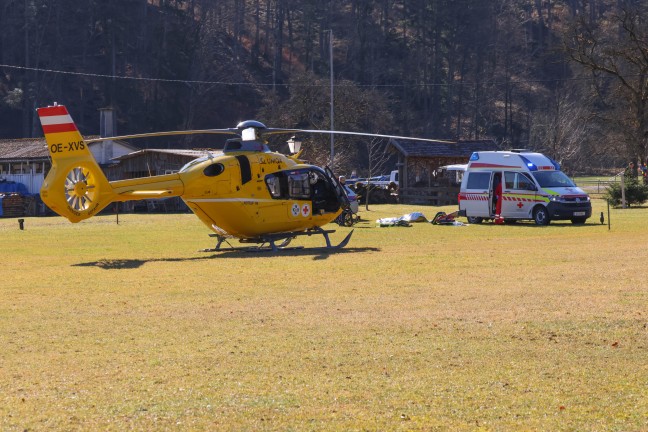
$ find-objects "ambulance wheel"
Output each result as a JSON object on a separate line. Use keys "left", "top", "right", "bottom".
{"left": 467, "top": 216, "right": 483, "bottom": 224}
{"left": 533, "top": 206, "right": 550, "bottom": 226}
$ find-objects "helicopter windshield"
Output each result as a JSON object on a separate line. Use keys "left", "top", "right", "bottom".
{"left": 265, "top": 170, "right": 310, "bottom": 200}
{"left": 288, "top": 173, "right": 311, "bottom": 199}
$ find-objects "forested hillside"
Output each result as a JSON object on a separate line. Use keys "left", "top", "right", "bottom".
{"left": 1, "top": 0, "right": 647, "bottom": 173}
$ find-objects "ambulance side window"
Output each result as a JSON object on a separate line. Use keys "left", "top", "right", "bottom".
{"left": 517, "top": 173, "right": 535, "bottom": 190}
{"left": 504, "top": 172, "right": 536, "bottom": 190}
{"left": 466, "top": 172, "right": 491, "bottom": 190}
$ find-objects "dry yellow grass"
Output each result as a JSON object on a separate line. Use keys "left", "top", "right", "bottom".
{"left": 1, "top": 199, "right": 647, "bottom": 430}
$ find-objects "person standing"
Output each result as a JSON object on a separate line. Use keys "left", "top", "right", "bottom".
{"left": 493, "top": 172, "right": 504, "bottom": 224}
{"left": 626, "top": 161, "right": 638, "bottom": 178}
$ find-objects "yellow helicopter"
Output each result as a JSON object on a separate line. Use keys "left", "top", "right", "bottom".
{"left": 37, "top": 104, "right": 451, "bottom": 251}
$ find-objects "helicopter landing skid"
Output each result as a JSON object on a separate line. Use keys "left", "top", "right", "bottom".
{"left": 201, "top": 227, "right": 354, "bottom": 253}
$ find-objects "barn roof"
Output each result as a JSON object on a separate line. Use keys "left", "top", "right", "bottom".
{"left": 0, "top": 136, "right": 140, "bottom": 162}
{"left": 389, "top": 138, "right": 499, "bottom": 158}
{"left": 0, "top": 138, "right": 49, "bottom": 161}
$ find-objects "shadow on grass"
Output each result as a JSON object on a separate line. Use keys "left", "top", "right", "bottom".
{"left": 474, "top": 220, "right": 607, "bottom": 228}
{"left": 72, "top": 247, "right": 381, "bottom": 269}
{"left": 429, "top": 218, "right": 609, "bottom": 229}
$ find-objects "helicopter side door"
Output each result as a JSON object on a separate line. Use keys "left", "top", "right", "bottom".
{"left": 324, "top": 166, "right": 349, "bottom": 210}
{"left": 265, "top": 171, "right": 304, "bottom": 218}
{"left": 265, "top": 168, "right": 342, "bottom": 217}
{"left": 310, "top": 168, "right": 342, "bottom": 215}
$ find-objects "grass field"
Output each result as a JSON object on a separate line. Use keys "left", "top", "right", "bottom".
{"left": 1, "top": 200, "right": 647, "bottom": 431}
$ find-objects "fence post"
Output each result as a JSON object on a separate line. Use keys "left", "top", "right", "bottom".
{"left": 621, "top": 173, "right": 627, "bottom": 208}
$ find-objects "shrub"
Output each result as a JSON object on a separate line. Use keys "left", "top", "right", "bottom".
{"left": 605, "top": 176, "right": 648, "bottom": 207}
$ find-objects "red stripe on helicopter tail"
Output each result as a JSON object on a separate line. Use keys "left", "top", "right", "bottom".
{"left": 37, "top": 105, "right": 78, "bottom": 134}
{"left": 37, "top": 105, "right": 69, "bottom": 117}
{"left": 41, "top": 123, "right": 78, "bottom": 134}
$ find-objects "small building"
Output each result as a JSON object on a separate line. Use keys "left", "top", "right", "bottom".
{"left": 0, "top": 138, "right": 50, "bottom": 194}
{"left": 388, "top": 138, "right": 499, "bottom": 205}
{"left": 0, "top": 137, "right": 139, "bottom": 193}
{"left": 0, "top": 136, "right": 141, "bottom": 217}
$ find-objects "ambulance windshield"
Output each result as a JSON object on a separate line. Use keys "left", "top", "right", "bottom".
{"left": 532, "top": 171, "right": 576, "bottom": 188}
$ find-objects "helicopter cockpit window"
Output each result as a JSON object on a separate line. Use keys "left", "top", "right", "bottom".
{"left": 288, "top": 172, "right": 311, "bottom": 200}
{"left": 264, "top": 172, "right": 295, "bottom": 199}
{"left": 265, "top": 175, "right": 283, "bottom": 198}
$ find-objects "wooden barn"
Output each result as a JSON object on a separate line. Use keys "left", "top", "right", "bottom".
{"left": 0, "top": 107, "right": 137, "bottom": 195}
{"left": 0, "top": 108, "right": 211, "bottom": 215}
{"left": 388, "top": 138, "right": 500, "bottom": 205}
{"left": 0, "top": 134, "right": 214, "bottom": 215}
{"left": 0, "top": 137, "right": 139, "bottom": 191}
{"left": 0, "top": 138, "right": 51, "bottom": 195}
{"left": 0, "top": 136, "right": 140, "bottom": 217}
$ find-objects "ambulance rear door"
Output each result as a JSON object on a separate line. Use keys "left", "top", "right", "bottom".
{"left": 459, "top": 170, "right": 492, "bottom": 217}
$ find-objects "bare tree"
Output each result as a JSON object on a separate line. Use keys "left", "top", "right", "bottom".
{"left": 362, "top": 137, "right": 392, "bottom": 210}
{"left": 529, "top": 87, "right": 593, "bottom": 170}
{"left": 258, "top": 72, "right": 394, "bottom": 174}
{"left": 564, "top": 2, "right": 648, "bottom": 162}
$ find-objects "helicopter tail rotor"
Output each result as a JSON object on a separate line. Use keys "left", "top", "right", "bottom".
{"left": 37, "top": 105, "right": 115, "bottom": 222}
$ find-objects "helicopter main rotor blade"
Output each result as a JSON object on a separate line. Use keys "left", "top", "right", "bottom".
{"left": 263, "top": 128, "right": 455, "bottom": 144}
{"left": 85, "top": 128, "right": 239, "bottom": 143}
{"left": 84, "top": 123, "right": 455, "bottom": 144}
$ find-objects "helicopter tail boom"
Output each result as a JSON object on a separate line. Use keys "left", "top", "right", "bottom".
{"left": 38, "top": 104, "right": 116, "bottom": 222}
{"left": 111, "top": 174, "right": 184, "bottom": 200}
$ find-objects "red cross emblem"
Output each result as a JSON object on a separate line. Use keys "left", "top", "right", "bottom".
{"left": 517, "top": 202, "right": 524, "bottom": 208}
{"left": 301, "top": 204, "right": 310, "bottom": 216}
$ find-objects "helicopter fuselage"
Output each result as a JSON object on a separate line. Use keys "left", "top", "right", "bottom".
{"left": 168, "top": 150, "right": 342, "bottom": 238}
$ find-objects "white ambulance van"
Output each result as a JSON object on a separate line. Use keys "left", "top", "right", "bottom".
{"left": 458, "top": 150, "right": 591, "bottom": 225}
